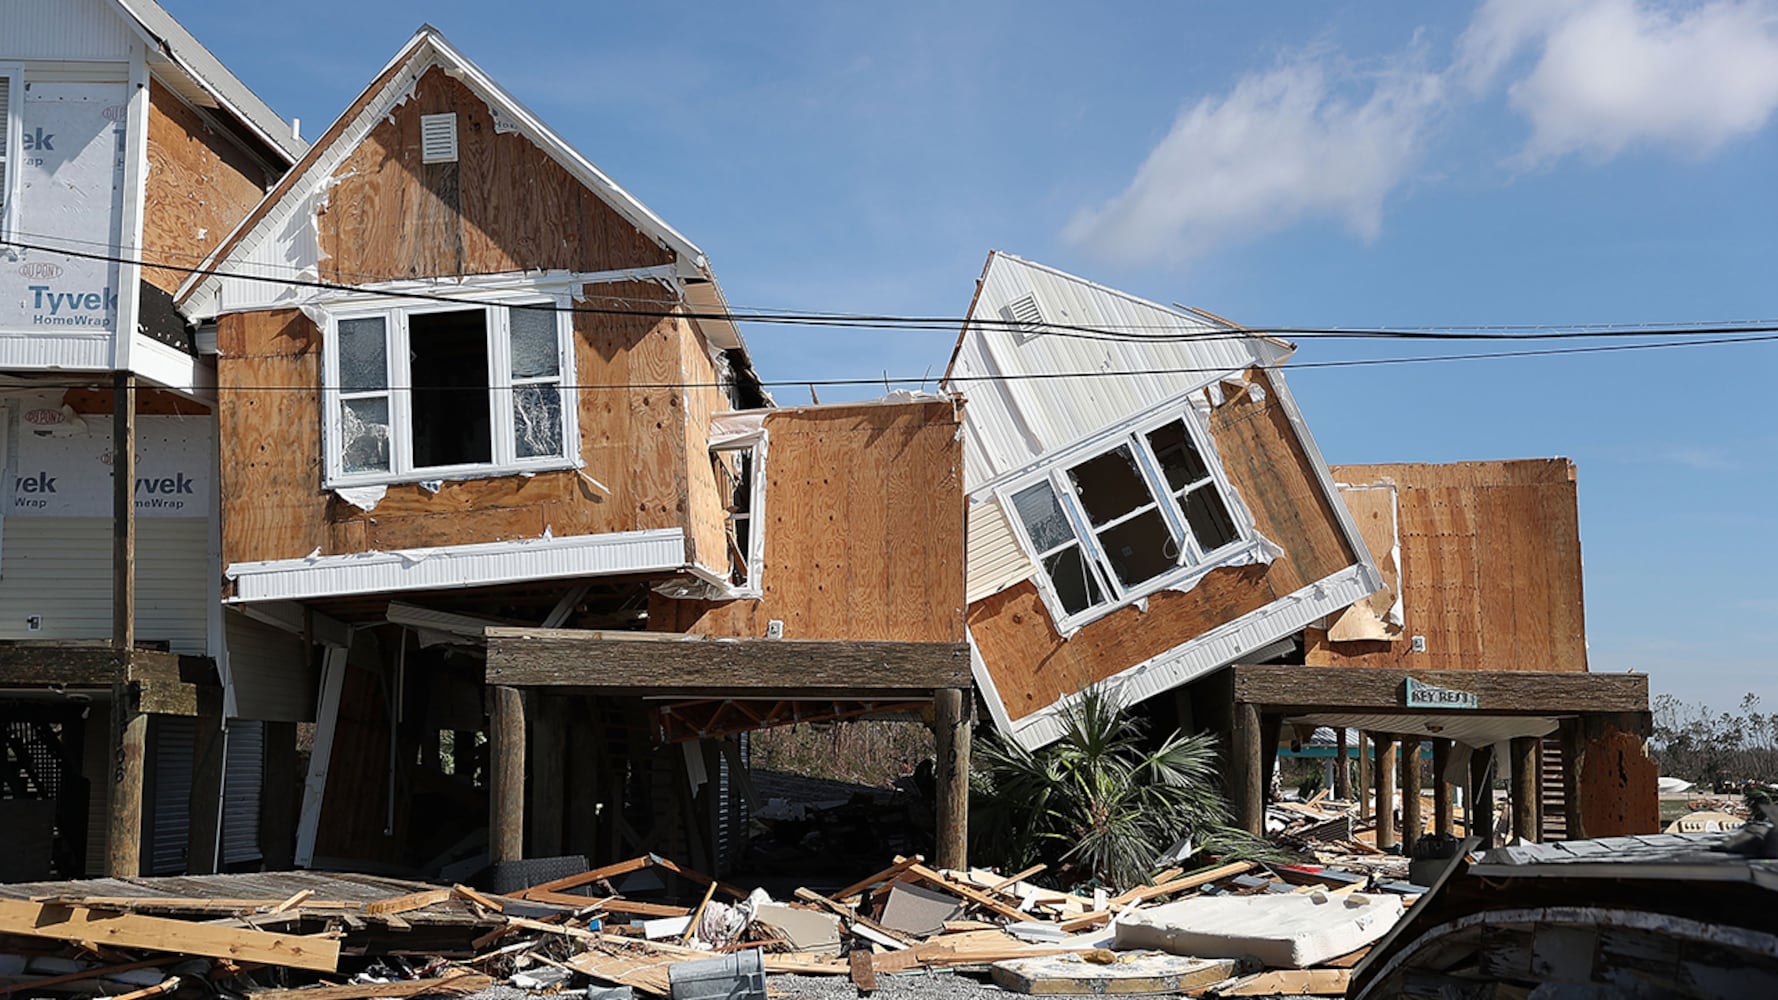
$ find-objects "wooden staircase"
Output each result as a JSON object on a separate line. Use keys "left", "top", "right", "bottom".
{"left": 1540, "top": 737, "right": 1569, "bottom": 841}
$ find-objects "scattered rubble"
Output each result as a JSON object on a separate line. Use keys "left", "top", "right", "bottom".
{"left": 0, "top": 829, "right": 1434, "bottom": 999}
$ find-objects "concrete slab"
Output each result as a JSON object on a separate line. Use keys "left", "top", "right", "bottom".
{"left": 990, "top": 951, "right": 1239, "bottom": 995}
{"left": 1112, "top": 891, "right": 1404, "bottom": 969}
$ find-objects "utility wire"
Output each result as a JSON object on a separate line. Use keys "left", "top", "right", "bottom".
{"left": 8, "top": 236, "right": 1778, "bottom": 345}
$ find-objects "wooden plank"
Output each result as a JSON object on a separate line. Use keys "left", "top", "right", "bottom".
{"left": 1061, "top": 862, "right": 1258, "bottom": 931}
{"left": 900, "top": 862, "right": 1035, "bottom": 923}
{"left": 986, "top": 864, "right": 1047, "bottom": 895}
{"left": 244, "top": 973, "right": 492, "bottom": 1000}
{"left": 486, "top": 629, "right": 970, "bottom": 692}
{"left": 0, "top": 899, "right": 339, "bottom": 971}
{"left": 849, "top": 948, "right": 877, "bottom": 992}
{"left": 34, "top": 897, "right": 363, "bottom": 914}
{"left": 829, "top": 855, "right": 924, "bottom": 903}
{"left": 1230, "top": 665, "right": 1647, "bottom": 714}
{"left": 1216, "top": 968, "right": 1349, "bottom": 996}
{"left": 365, "top": 888, "right": 451, "bottom": 916}
{"left": 519, "top": 856, "right": 655, "bottom": 896}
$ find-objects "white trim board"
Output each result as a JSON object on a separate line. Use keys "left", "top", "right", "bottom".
{"left": 975, "top": 562, "right": 1381, "bottom": 750}
{"left": 225, "top": 527, "right": 687, "bottom": 604}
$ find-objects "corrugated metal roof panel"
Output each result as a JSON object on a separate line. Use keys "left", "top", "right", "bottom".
{"left": 945, "top": 253, "right": 1285, "bottom": 493}
{"left": 965, "top": 498, "right": 1036, "bottom": 604}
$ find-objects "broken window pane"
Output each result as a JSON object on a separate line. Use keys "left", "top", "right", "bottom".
{"left": 338, "top": 317, "right": 388, "bottom": 391}
{"left": 409, "top": 309, "right": 492, "bottom": 468}
{"left": 1097, "top": 508, "right": 1175, "bottom": 588}
{"left": 1043, "top": 544, "right": 1102, "bottom": 616}
{"left": 1180, "top": 486, "right": 1238, "bottom": 553}
{"left": 513, "top": 384, "right": 563, "bottom": 459}
{"left": 1147, "top": 420, "right": 1211, "bottom": 491}
{"left": 509, "top": 306, "right": 559, "bottom": 378}
{"left": 1012, "top": 482, "right": 1075, "bottom": 553}
{"left": 341, "top": 397, "right": 390, "bottom": 474}
{"left": 1068, "top": 445, "right": 1150, "bottom": 527}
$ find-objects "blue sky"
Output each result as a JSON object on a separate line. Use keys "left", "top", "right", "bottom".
{"left": 169, "top": 1, "right": 1777, "bottom": 709}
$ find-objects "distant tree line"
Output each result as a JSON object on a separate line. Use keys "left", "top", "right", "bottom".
{"left": 1650, "top": 693, "right": 1778, "bottom": 789}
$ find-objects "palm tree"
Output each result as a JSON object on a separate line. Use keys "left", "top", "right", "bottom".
{"left": 972, "top": 686, "right": 1272, "bottom": 889}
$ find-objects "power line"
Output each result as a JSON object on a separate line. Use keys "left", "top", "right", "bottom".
{"left": 8, "top": 235, "right": 1778, "bottom": 346}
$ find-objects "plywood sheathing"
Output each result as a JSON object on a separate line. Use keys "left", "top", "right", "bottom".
{"left": 966, "top": 368, "right": 1357, "bottom": 723}
{"left": 317, "top": 66, "right": 672, "bottom": 283}
{"left": 63, "top": 387, "right": 211, "bottom": 416}
{"left": 653, "top": 399, "right": 966, "bottom": 643}
{"left": 216, "top": 285, "right": 698, "bottom": 567}
{"left": 1578, "top": 725, "right": 1660, "bottom": 836}
{"left": 1306, "top": 459, "right": 1587, "bottom": 672}
{"left": 143, "top": 81, "right": 274, "bottom": 294}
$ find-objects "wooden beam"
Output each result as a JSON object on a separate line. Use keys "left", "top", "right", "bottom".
{"left": 933, "top": 688, "right": 970, "bottom": 872}
{"left": 1432, "top": 739, "right": 1455, "bottom": 838}
{"left": 1374, "top": 734, "right": 1397, "bottom": 853}
{"left": 1510, "top": 735, "right": 1538, "bottom": 843}
{"left": 901, "top": 861, "right": 1036, "bottom": 923}
{"left": 113, "top": 372, "right": 136, "bottom": 652}
{"left": 0, "top": 646, "right": 181, "bottom": 687}
{"left": 489, "top": 686, "right": 526, "bottom": 864}
{"left": 485, "top": 628, "right": 969, "bottom": 692}
{"left": 1559, "top": 717, "right": 1586, "bottom": 841}
{"left": 365, "top": 888, "right": 451, "bottom": 916}
{"left": 1399, "top": 737, "right": 1422, "bottom": 854}
{"left": 1230, "top": 665, "right": 1647, "bottom": 715}
{"left": 829, "top": 855, "right": 924, "bottom": 903}
{"left": 1232, "top": 702, "right": 1263, "bottom": 836}
{"left": 107, "top": 685, "right": 146, "bottom": 877}
{"left": 0, "top": 898, "right": 339, "bottom": 971}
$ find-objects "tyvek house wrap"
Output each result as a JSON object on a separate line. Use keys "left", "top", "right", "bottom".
{"left": 945, "top": 252, "right": 1382, "bottom": 749}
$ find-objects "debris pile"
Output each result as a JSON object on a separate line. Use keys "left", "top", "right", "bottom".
{"left": 0, "top": 847, "right": 1432, "bottom": 999}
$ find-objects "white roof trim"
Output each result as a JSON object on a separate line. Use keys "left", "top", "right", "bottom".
{"left": 979, "top": 562, "right": 1381, "bottom": 750}
{"left": 176, "top": 26, "right": 718, "bottom": 323}
{"left": 225, "top": 527, "right": 687, "bottom": 604}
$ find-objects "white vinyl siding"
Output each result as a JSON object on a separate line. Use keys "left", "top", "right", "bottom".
{"left": 225, "top": 610, "right": 317, "bottom": 723}
{"left": 0, "top": 518, "right": 209, "bottom": 653}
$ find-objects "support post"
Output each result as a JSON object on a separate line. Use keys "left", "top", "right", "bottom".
{"left": 1432, "top": 739, "right": 1455, "bottom": 838}
{"left": 1335, "top": 728, "right": 1351, "bottom": 801}
{"left": 1259, "top": 713, "right": 1282, "bottom": 808}
{"left": 1357, "top": 732, "right": 1370, "bottom": 820}
{"left": 1232, "top": 702, "right": 1264, "bottom": 836}
{"left": 105, "top": 684, "right": 146, "bottom": 876}
{"left": 1400, "top": 737, "right": 1422, "bottom": 854}
{"left": 933, "top": 688, "right": 971, "bottom": 871}
{"left": 1510, "top": 736, "right": 1538, "bottom": 844}
{"left": 1374, "top": 735, "right": 1397, "bottom": 852}
{"left": 490, "top": 685, "right": 527, "bottom": 863}
{"left": 528, "top": 692, "right": 565, "bottom": 858}
{"left": 1559, "top": 717, "right": 1586, "bottom": 841}
{"left": 1470, "top": 745, "right": 1496, "bottom": 849}
{"left": 112, "top": 372, "right": 136, "bottom": 651}
{"left": 261, "top": 722, "right": 298, "bottom": 869}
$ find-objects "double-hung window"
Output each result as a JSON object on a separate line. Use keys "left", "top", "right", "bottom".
{"left": 325, "top": 300, "right": 577, "bottom": 486}
{"left": 1007, "top": 412, "right": 1243, "bottom": 627}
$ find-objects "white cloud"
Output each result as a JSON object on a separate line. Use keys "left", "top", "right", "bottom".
{"left": 1062, "top": 56, "right": 1444, "bottom": 265}
{"left": 1459, "top": 0, "right": 1778, "bottom": 162}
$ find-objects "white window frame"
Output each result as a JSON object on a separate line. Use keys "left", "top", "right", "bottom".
{"left": 710, "top": 438, "right": 766, "bottom": 597}
{"left": 0, "top": 65, "right": 23, "bottom": 240}
{"left": 321, "top": 294, "right": 580, "bottom": 488}
{"left": 998, "top": 407, "right": 1248, "bottom": 632}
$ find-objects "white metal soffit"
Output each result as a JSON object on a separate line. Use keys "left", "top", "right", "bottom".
{"left": 1289, "top": 713, "right": 1560, "bottom": 748}
{"left": 173, "top": 25, "right": 741, "bottom": 356}
{"left": 942, "top": 253, "right": 1294, "bottom": 492}
{"left": 224, "top": 528, "right": 687, "bottom": 604}
{"left": 980, "top": 562, "right": 1381, "bottom": 751}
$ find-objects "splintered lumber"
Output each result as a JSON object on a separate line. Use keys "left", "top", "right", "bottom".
{"left": 518, "top": 853, "right": 745, "bottom": 902}
{"left": 1058, "top": 861, "right": 1257, "bottom": 931}
{"left": 850, "top": 949, "right": 878, "bottom": 992}
{"left": 987, "top": 864, "right": 1048, "bottom": 895}
{"left": 565, "top": 950, "right": 672, "bottom": 996}
{"left": 681, "top": 882, "right": 719, "bottom": 944}
{"left": 109, "top": 978, "right": 180, "bottom": 1000}
{"left": 450, "top": 885, "right": 504, "bottom": 913}
{"left": 0, "top": 898, "right": 339, "bottom": 971}
{"left": 648, "top": 856, "right": 749, "bottom": 901}
{"left": 829, "top": 855, "right": 924, "bottom": 902}
{"left": 519, "top": 890, "right": 677, "bottom": 917}
{"left": 900, "top": 861, "right": 1036, "bottom": 922}
{"left": 1214, "top": 968, "right": 1350, "bottom": 996}
{"left": 269, "top": 890, "right": 313, "bottom": 915}
{"left": 243, "top": 973, "right": 493, "bottom": 1000}
{"left": 366, "top": 889, "right": 453, "bottom": 916}
{"left": 0, "top": 958, "right": 168, "bottom": 996}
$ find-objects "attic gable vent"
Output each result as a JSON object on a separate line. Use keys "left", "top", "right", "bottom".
{"left": 999, "top": 293, "right": 1046, "bottom": 343}
{"left": 420, "top": 113, "right": 459, "bottom": 164}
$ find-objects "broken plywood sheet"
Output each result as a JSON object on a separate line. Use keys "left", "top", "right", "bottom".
{"left": 753, "top": 902, "right": 841, "bottom": 953}
{"left": 1326, "top": 483, "right": 1401, "bottom": 642}
{"left": 878, "top": 882, "right": 964, "bottom": 938}
{"left": 1113, "top": 892, "right": 1403, "bottom": 969}
{"left": 990, "top": 951, "right": 1238, "bottom": 995}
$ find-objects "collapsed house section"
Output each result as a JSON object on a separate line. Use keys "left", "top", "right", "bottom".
{"left": 945, "top": 252, "right": 1383, "bottom": 749}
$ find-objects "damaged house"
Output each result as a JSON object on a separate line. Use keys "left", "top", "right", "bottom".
{"left": 0, "top": 0, "right": 302, "bottom": 879}
{"left": 947, "top": 253, "right": 1655, "bottom": 845}
{"left": 176, "top": 27, "right": 971, "bottom": 878}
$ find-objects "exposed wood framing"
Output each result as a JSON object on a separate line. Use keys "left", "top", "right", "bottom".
{"left": 485, "top": 628, "right": 970, "bottom": 693}
{"left": 1231, "top": 665, "right": 1647, "bottom": 715}
{"left": 0, "top": 899, "right": 339, "bottom": 971}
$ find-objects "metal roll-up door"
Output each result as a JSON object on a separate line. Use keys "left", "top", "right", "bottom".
{"left": 221, "top": 721, "right": 265, "bottom": 865}
{"left": 150, "top": 717, "right": 196, "bottom": 875}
